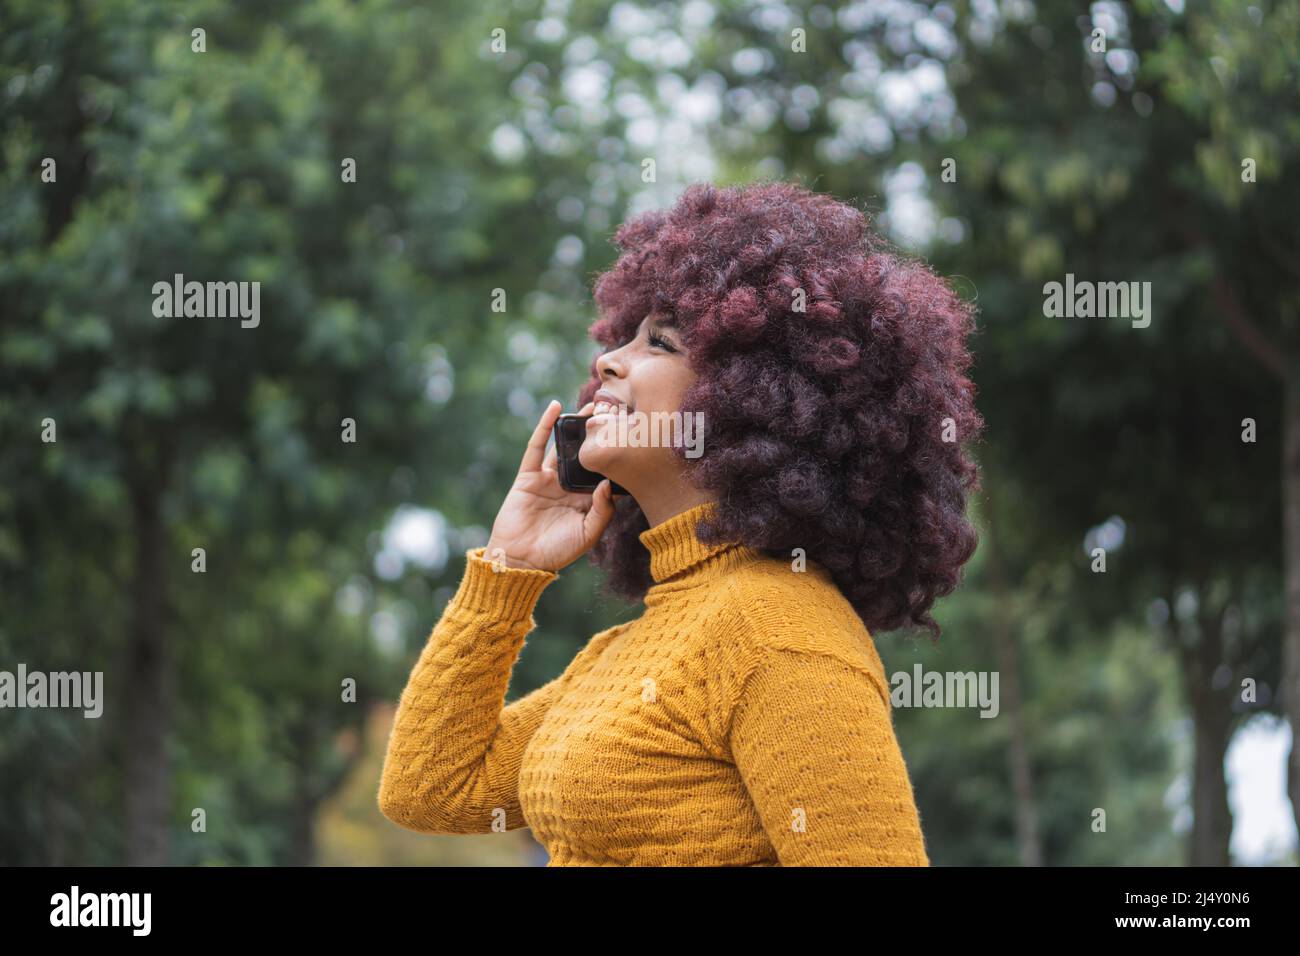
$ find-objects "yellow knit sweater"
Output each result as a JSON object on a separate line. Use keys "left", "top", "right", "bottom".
{"left": 378, "top": 501, "right": 930, "bottom": 866}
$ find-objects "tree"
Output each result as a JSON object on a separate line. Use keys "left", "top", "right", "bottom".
{"left": 0, "top": 0, "right": 639, "bottom": 863}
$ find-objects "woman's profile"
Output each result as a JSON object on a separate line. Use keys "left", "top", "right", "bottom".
{"left": 378, "top": 180, "right": 984, "bottom": 866}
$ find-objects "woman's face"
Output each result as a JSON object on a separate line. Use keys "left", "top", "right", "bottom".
{"left": 579, "top": 312, "right": 696, "bottom": 488}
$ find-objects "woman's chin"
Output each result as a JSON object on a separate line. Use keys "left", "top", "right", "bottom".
{"left": 578, "top": 446, "right": 614, "bottom": 475}
{"left": 582, "top": 431, "right": 631, "bottom": 471}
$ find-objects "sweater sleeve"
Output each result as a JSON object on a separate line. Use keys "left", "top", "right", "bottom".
{"left": 727, "top": 645, "right": 931, "bottom": 866}
{"left": 378, "top": 546, "right": 596, "bottom": 835}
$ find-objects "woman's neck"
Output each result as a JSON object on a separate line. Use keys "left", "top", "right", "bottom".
{"left": 634, "top": 485, "right": 718, "bottom": 530}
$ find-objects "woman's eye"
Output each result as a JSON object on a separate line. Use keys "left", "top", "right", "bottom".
{"left": 648, "top": 332, "right": 675, "bottom": 352}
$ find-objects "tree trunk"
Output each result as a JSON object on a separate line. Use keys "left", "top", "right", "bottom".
{"left": 1187, "top": 691, "right": 1233, "bottom": 865}
{"left": 1204, "top": 269, "right": 1295, "bottom": 840}
{"left": 1283, "top": 381, "right": 1300, "bottom": 841}
{"left": 123, "top": 472, "right": 171, "bottom": 865}
{"left": 984, "top": 497, "right": 1043, "bottom": 865}
{"left": 1176, "top": 605, "right": 1234, "bottom": 865}
{"left": 288, "top": 795, "right": 319, "bottom": 867}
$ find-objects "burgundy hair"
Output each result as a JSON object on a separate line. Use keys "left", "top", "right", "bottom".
{"left": 576, "top": 181, "right": 984, "bottom": 640}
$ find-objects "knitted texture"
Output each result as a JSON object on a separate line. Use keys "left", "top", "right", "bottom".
{"left": 378, "top": 501, "right": 930, "bottom": 866}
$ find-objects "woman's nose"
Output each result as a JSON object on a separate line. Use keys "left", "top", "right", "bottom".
{"left": 597, "top": 347, "right": 625, "bottom": 379}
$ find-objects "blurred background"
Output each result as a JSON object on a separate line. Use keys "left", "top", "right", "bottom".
{"left": 2, "top": 0, "right": 1298, "bottom": 866}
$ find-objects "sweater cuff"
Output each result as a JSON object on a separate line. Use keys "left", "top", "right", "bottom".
{"left": 445, "top": 547, "right": 558, "bottom": 621}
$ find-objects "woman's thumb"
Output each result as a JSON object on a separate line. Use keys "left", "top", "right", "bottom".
{"left": 582, "top": 480, "right": 616, "bottom": 545}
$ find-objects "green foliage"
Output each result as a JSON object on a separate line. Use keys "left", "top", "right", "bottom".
{"left": 0, "top": 0, "right": 635, "bottom": 864}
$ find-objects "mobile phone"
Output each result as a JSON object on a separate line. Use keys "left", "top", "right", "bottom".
{"left": 553, "top": 413, "right": 628, "bottom": 496}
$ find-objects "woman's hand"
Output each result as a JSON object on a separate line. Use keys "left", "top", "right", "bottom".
{"left": 483, "top": 400, "right": 618, "bottom": 573}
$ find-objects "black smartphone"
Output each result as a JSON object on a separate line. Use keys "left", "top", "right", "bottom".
{"left": 553, "top": 413, "right": 628, "bottom": 496}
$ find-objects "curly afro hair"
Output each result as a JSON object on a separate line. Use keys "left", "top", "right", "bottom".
{"left": 576, "top": 180, "right": 984, "bottom": 640}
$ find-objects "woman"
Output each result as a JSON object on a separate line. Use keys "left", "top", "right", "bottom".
{"left": 378, "top": 181, "right": 983, "bottom": 865}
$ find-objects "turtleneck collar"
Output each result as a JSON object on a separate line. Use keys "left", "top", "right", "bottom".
{"left": 638, "top": 501, "right": 755, "bottom": 585}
